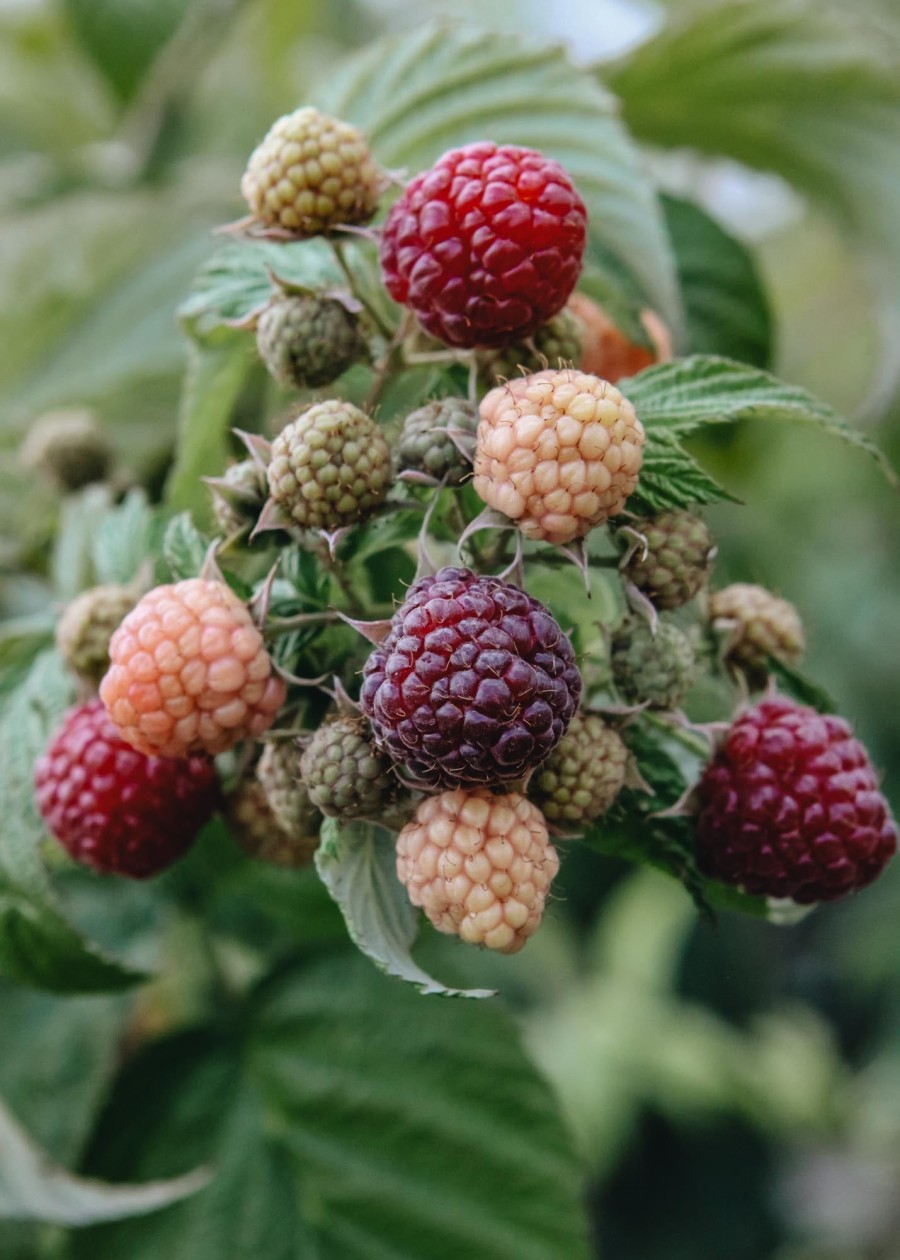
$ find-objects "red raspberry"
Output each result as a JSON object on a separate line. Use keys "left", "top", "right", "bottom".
{"left": 100, "top": 578, "right": 285, "bottom": 759}
{"left": 379, "top": 142, "right": 587, "bottom": 349}
{"left": 34, "top": 700, "right": 218, "bottom": 879}
{"left": 360, "top": 566, "right": 581, "bottom": 789}
{"left": 696, "top": 697, "right": 897, "bottom": 904}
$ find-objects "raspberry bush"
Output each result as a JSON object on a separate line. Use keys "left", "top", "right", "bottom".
{"left": 3, "top": 13, "right": 898, "bottom": 1260}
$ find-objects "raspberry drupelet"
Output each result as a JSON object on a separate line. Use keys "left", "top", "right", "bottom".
{"left": 696, "top": 696, "right": 896, "bottom": 904}
{"left": 360, "top": 566, "right": 581, "bottom": 790}
{"left": 379, "top": 142, "right": 587, "bottom": 349}
{"left": 35, "top": 700, "right": 218, "bottom": 878}
{"left": 100, "top": 578, "right": 285, "bottom": 759}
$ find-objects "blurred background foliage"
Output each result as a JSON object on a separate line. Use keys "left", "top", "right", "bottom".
{"left": 1, "top": 0, "right": 899, "bottom": 1257}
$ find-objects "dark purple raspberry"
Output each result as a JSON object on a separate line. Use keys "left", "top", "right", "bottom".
{"left": 34, "top": 699, "right": 219, "bottom": 879}
{"left": 360, "top": 566, "right": 581, "bottom": 789}
{"left": 379, "top": 143, "right": 587, "bottom": 349}
{"left": 696, "top": 696, "right": 896, "bottom": 904}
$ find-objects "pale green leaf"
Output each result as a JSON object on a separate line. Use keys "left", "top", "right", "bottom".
{"left": 318, "top": 22, "right": 682, "bottom": 331}
{"left": 160, "top": 513, "right": 209, "bottom": 583}
{"left": 315, "top": 818, "right": 494, "bottom": 999}
{"left": 91, "top": 489, "right": 156, "bottom": 586}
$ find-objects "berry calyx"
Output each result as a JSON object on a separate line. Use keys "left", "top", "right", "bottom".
{"left": 100, "top": 578, "right": 285, "bottom": 758}
{"left": 241, "top": 107, "right": 382, "bottom": 235}
{"left": 395, "top": 787, "right": 559, "bottom": 954}
{"left": 529, "top": 711, "right": 627, "bottom": 824}
{"left": 696, "top": 696, "right": 897, "bottom": 903}
{"left": 710, "top": 583, "right": 804, "bottom": 686}
{"left": 473, "top": 368, "right": 645, "bottom": 544}
{"left": 299, "top": 715, "right": 397, "bottom": 820}
{"left": 396, "top": 397, "right": 479, "bottom": 485}
{"left": 209, "top": 459, "right": 268, "bottom": 538}
{"left": 379, "top": 142, "right": 587, "bottom": 349}
{"left": 56, "top": 584, "right": 137, "bottom": 687}
{"left": 34, "top": 700, "right": 218, "bottom": 879}
{"left": 267, "top": 400, "right": 391, "bottom": 532}
{"left": 256, "top": 292, "right": 366, "bottom": 390}
{"left": 610, "top": 615, "right": 696, "bottom": 711}
{"left": 360, "top": 566, "right": 581, "bottom": 790}
{"left": 619, "top": 510, "right": 716, "bottom": 610}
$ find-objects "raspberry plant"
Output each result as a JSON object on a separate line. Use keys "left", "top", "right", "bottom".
{"left": 2, "top": 14, "right": 899, "bottom": 1259}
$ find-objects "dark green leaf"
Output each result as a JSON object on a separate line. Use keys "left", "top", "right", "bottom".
{"left": 75, "top": 956, "right": 591, "bottom": 1258}
{"left": 64, "top": 0, "right": 190, "bottom": 102}
{"left": 768, "top": 660, "right": 839, "bottom": 713}
{"left": 662, "top": 195, "right": 773, "bottom": 367}
{"left": 315, "top": 819, "right": 493, "bottom": 998}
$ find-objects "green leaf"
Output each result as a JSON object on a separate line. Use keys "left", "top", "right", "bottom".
{"left": 75, "top": 957, "right": 591, "bottom": 1258}
{"left": 50, "top": 486, "right": 113, "bottom": 601}
{"left": 160, "top": 513, "right": 210, "bottom": 583}
{"left": 64, "top": 0, "right": 190, "bottom": 103}
{"left": 164, "top": 336, "right": 254, "bottom": 519}
{"left": 662, "top": 195, "right": 774, "bottom": 368}
{"left": 318, "top": 22, "right": 682, "bottom": 330}
{"left": 315, "top": 819, "right": 494, "bottom": 999}
{"left": 91, "top": 489, "right": 155, "bottom": 586}
{"left": 768, "top": 660, "right": 839, "bottom": 714}
{"left": 630, "top": 427, "right": 736, "bottom": 515}
{"left": 623, "top": 356, "right": 895, "bottom": 478}
{"left": 0, "top": 1095, "right": 208, "bottom": 1225}
{"left": 0, "top": 618, "right": 54, "bottom": 697}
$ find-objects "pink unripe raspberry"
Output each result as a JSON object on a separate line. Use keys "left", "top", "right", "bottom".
{"left": 34, "top": 700, "right": 218, "bottom": 879}
{"left": 100, "top": 578, "right": 285, "bottom": 759}
{"left": 473, "top": 368, "right": 645, "bottom": 544}
{"left": 696, "top": 697, "right": 897, "bottom": 904}
{"left": 396, "top": 787, "right": 558, "bottom": 954}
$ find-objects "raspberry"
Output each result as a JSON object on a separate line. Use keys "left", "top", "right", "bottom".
{"left": 100, "top": 578, "right": 285, "bottom": 758}
{"left": 300, "top": 715, "right": 397, "bottom": 820}
{"left": 225, "top": 775, "right": 319, "bottom": 869}
{"left": 710, "top": 583, "right": 804, "bottom": 686}
{"left": 529, "top": 711, "right": 627, "bottom": 824}
{"left": 21, "top": 408, "right": 111, "bottom": 492}
{"left": 267, "top": 400, "right": 391, "bottom": 532}
{"left": 209, "top": 459, "right": 267, "bottom": 537}
{"left": 379, "top": 142, "right": 587, "bottom": 349}
{"left": 56, "top": 584, "right": 136, "bottom": 686}
{"left": 477, "top": 307, "right": 584, "bottom": 390}
{"left": 360, "top": 566, "right": 581, "bottom": 789}
{"left": 567, "top": 293, "right": 672, "bottom": 383}
{"left": 241, "top": 107, "right": 382, "bottom": 235}
{"left": 396, "top": 787, "right": 558, "bottom": 954}
{"left": 610, "top": 615, "right": 695, "bottom": 710}
{"left": 34, "top": 700, "right": 218, "bottom": 879}
{"left": 473, "top": 368, "right": 645, "bottom": 544}
{"left": 257, "top": 741, "right": 322, "bottom": 838}
{"left": 256, "top": 293, "right": 366, "bottom": 390}
{"left": 696, "top": 697, "right": 897, "bottom": 903}
{"left": 619, "top": 511, "right": 716, "bottom": 610}
{"left": 396, "top": 397, "right": 479, "bottom": 484}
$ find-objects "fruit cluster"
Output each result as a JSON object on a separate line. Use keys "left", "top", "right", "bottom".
{"left": 31, "top": 107, "right": 895, "bottom": 951}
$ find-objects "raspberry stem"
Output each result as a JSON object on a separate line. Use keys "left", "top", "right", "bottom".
{"left": 329, "top": 238, "right": 395, "bottom": 341}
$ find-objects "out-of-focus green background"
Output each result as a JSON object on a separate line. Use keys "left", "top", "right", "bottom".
{"left": 2, "top": 1, "right": 898, "bottom": 1256}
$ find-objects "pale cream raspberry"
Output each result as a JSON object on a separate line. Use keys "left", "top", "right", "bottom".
{"left": 396, "top": 787, "right": 558, "bottom": 955}
{"left": 100, "top": 578, "right": 285, "bottom": 758}
{"left": 473, "top": 368, "right": 645, "bottom": 545}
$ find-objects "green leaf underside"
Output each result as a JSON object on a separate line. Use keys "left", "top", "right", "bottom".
{"left": 74, "top": 958, "right": 591, "bottom": 1259}
{"left": 661, "top": 195, "right": 773, "bottom": 368}
{"left": 0, "top": 1096, "right": 208, "bottom": 1225}
{"left": 160, "top": 512, "right": 210, "bottom": 583}
{"left": 620, "top": 355, "right": 895, "bottom": 510}
{"left": 315, "top": 819, "right": 494, "bottom": 999}
{"left": 317, "top": 22, "right": 682, "bottom": 332}
{"left": 91, "top": 489, "right": 155, "bottom": 586}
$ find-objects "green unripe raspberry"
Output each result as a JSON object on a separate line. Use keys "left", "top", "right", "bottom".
{"left": 709, "top": 583, "right": 804, "bottom": 686}
{"left": 267, "top": 400, "right": 391, "bottom": 532}
{"left": 257, "top": 293, "right": 366, "bottom": 390}
{"left": 241, "top": 107, "right": 382, "bottom": 236}
{"left": 56, "top": 584, "right": 136, "bottom": 686}
{"left": 210, "top": 459, "right": 267, "bottom": 536}
{"left": 300, "top": 715, "right": 396, "bottom": 820}
{"left": 396, "top": 397, "right": 479, "bottom": 484}
{"left": 257, "top": 741, "right": 321, "bottom": 838}
{"left": 620, "top": 510, "right": 716, "bottom": 610}
{"left": 611, "top": 615, "right": 696, "bottom": 710}
{"left": 477, "top": 308, "right": 583, "bottom": 390}
{"left": 530, "top": 712, "right": 627, "bottom": 824}
{"left": 225, "top": 776, "right": 320, "bottom": 869}
{"left": 21, "top": 408, "right": 111, "bottom": 492}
